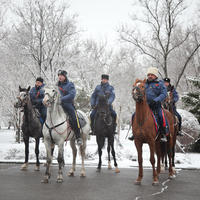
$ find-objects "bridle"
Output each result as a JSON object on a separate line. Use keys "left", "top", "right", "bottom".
{"left": 15, "top": 92, "right": 29, "bottom": 109}
{"left": 132, "top": 86, "right": 145, "bottom": 102}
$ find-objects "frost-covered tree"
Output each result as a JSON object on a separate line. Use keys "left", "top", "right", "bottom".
{"left": 182, "top": 76, "right": 200, "bottom": 123}
{"left": 119, "top": 0, "right": 200, "bottom": 87}
{"left": 12, "top": 0, "right": 79, "bottom": 81}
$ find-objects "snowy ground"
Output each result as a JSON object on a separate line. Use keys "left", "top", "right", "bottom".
{"left": 0, "top": 128, "right": 200, "bottom": 169}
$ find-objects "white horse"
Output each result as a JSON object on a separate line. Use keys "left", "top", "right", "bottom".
{"left": 41, "top": 85, "right": 90, "bottom": 183}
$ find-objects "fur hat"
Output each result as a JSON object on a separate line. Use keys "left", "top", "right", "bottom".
{"left": 147, "top": 67, "right": 159, "bottom": 77}
{"left": 36, "top": 77, "right": 44, "bottom": 83}
{"left": 163, "top": 77, "right": 170, "bottom": 83}
{"left": 58, "top": 70, "right": 67, "bottom": 77}
{"left": 101, "top": 74, "right": 109, "bottom": 80}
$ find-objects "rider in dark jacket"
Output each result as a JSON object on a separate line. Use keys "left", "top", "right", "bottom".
{"left": 90, "top": 74, "right": 117, "bottom": 134}
{"left": 57, "top": 70, "right": 82, "bottom": 146}
{"left": 129, "top": 67, "right": 168, "bottom": 142}
{"left": 30, "top": 77, "right": 47, "bottom": 124}
{"left": 163, "top": 78, "right": 183, "bottom": 136}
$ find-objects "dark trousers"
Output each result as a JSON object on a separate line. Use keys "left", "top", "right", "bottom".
{"left": 132, "top": 106, "right": 169, "bottom": 134}
{"left": 174, "top": 108, "right": 182, "bottom": 131}
{"left": 38, "top": 106, "right": 47, "bottom": 125}
{"left": 62, "top": 103, "right": 80, "bottom": 139}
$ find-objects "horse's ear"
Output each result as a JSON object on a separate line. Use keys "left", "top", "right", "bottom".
{"left": 27, "top": 86, "right": 31, "bottom": 92}
{"left": 19, "top": 86, "right": 22, "bottom": 91}
{"left": 133, "top": 79, "right": 140, "bottom": 86}
{"left": 143, "top": 79, "right": 146, "bottom": 83}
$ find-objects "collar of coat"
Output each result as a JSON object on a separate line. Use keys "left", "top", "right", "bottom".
{"left": 146, "top": 78, "right": 159, "bottom": 84}
{"left": 58, "top": 79, "right": 69, "bottom": 86}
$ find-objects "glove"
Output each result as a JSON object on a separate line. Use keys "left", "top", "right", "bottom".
{"left": 91, "top": 105, "right": 96, "bottom": 109}
{"left": 149, "top": 99, "right": 157, "bottom": 108}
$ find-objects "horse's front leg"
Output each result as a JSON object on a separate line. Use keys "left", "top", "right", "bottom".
{"left": 149, "top": 141, "right": 159, "bottom": 185}
{"left": 109, "top": 137, "right": 120, "bottom": 173}
{"left": 41, "top": 141, "right": 53, "bottom": 183}
{"left": 68, "top": 139, "right": 77, "bottom": 177}
{"left": 34, "top": 137, "right": 40, "bottom": 171}
{"left": 21, "top": 135, "right": 29, "bottom": 170}
{"left": 168, "top": 145, "right": 175, "bottom": 179}
{"left": 134, "top": 140, "right": 143, "bottom": 185}
{"left": 57, "top": 143, "right": 65, "bottom": 183}
{"left": 96, "top": 136, "right": 105, "bottom": 172}
{"left": 107, "top": 141, "right": 112, "bottom": 170}
{"left": 79, "top": 136, "right": 87, "bottom": 177}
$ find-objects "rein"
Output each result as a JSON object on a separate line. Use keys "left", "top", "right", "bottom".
{"left": 45, "top": 108, "right": 69, "bottom": 144}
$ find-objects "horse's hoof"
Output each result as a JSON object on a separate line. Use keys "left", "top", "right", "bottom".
{"left": 108, "top": 166, "right": 112, "bottom": 170}
{"left": 57, "top": 178, "right": 63, "bottom": 183}
{"left": 96, "top": 168, "right": 101, "bottom": 173}
{"left": 169, "top": 174, "right": 176, "bottom": 179}
{"left": 152, "top": 181, "right": 159, "bottom": 186}
{"left": 80, "top": 173, "right": 86, "bottom": 177}
{"left": 34, "top": 166, "right": 40, "bottom": 171}
{"left": 41, "top": 178, "right": 49, "bottom": 184}
{"left": 134, "top": 180, "right": 141, "bottom": 185}
{"left": 20, "top": 163, "right": 28, "bottom": 171}
{"left": 68, "top": 171, "right": 74, "bottom": 177}
{"left": 115, "top": 168, "right": 120, "bottom": 173}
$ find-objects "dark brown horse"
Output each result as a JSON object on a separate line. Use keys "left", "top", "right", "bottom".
{"left": 132, "top": 79, "right": 175, "bottom": 185}
{"left": 94, "top": 95, "right": 120, "bottom": 173}
{"left": 14, "top": 86, "right": 42, "bottom": 171}
{"left": 162, "top": 90, "right": 178, "bottom": 172}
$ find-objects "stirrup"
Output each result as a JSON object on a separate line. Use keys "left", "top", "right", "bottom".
{"left": 77, "top": 138, "right": 83, "bottom": 146}
{"left": 160, "top": 135, "right": 167, "bottom": 143}
{"left": 128, "top": 135, "right": 134, "bottom": 141}
{"left": 177, "top": 131, "right": 184, "bottom": 136}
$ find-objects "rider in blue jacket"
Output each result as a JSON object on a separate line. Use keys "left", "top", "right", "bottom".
{"left": 129, "top": 67, "right": 168, "bottom": 142}
{"left": 30, "top": 77, "right": 47, "bottom": 124}
{"left": 57, "top": 70, "right": 82, "bottom": 146}
{"left": 90, "top": 74, "right": 117, "bottom": 134}
{"left": 163, "top": 78, "right": 183, "bottom": 136}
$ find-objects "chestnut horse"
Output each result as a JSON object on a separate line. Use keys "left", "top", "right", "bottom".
{"left": 132, "top": 79, "right": 175, "bottom": 185}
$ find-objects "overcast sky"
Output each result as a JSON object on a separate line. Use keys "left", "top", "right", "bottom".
{"left": 69, "top": 0, "right": 199, "bottom": 45}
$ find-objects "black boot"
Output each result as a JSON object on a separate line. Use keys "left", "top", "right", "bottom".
{"left": 89, "top": 119, "right": 95, "bottom": 135}
{"left": 128, "top": 135, "right": 134, "bottom": 141}
{"left": 160, "top": 127, "right": 167, "bottom": 143}
{"left": 113, "top": 122, "right": 117, "bottom": 134}
{"left": 74, "top": 128, "right": 83, "bottom": 146}
{"left": 177, "top": 128, "right": 184, "bottom": 136}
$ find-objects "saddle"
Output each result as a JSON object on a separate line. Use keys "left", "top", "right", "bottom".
{"left": 77, "top": 111, "right": 87, "bottom": 128}
{"left": 151, "top": 109, "right": 170, "bottom": 137}
{"left": 67, "top": 110, "right": 87, "bottom": 129}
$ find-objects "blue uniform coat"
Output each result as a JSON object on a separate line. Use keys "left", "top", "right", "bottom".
{"left": 145, "top": 79, "right": 167, "bottom": 105}
{"left": 90, "top": 82, "right": 115, "bottom": 106}
{"left": 58, "top": 80, "right": 76, "bottom": 104}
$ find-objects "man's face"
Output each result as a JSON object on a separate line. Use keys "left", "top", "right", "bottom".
{"left": 164, "top": 82, "right": 170, "bottom": 87}
{"left": 101, "top": 79, "right": 108, "bottom": 84}
{"left": 58, "top": 75, "right": 66, "bottom": 82}
{"left": 147, "top": 74, "right": 157, "bottom": 81}
{"left": 35, "top": 81, "right": 43, "bottom": 87}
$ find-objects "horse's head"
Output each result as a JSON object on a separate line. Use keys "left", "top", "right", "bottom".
{"left": 96, "top": 95, "right": 110, "bottom": 119}
{"left": 43, "top": 85, "right": 58, "bottom": 107}
{"left": 163, "top": 91, "right": 173, "bottom": 111}
{"left": 132, "top": 79, "right": 146, "bottom": 103}
{"left": 14, "top": 86, "right": 31, "bottom": 109}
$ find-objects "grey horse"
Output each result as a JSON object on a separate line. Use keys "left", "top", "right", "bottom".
{"left": 41, "top": 85, "right": 90, "bottom": 183}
